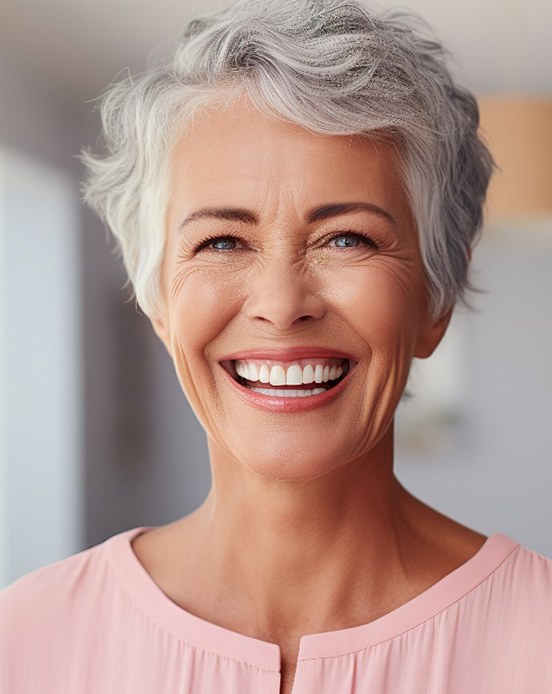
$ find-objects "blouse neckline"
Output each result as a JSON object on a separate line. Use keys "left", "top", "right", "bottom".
{"left": 105, "top": 526, "right": 519, "bottom": 671}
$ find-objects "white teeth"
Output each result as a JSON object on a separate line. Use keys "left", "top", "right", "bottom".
{"left": 314, "top": 364, "right": 324, "bottom": 384}
{"left": 269, "top": 365, "right": 286, "bottom": 386}
{"left": 259, "top": 364, "right": 270, "bottom": 383}
{"left": 286, "top": 364, "right": 303, "bottom": 386}
{"left": 235, "top": 360, "right": 346, "bottom": 385}
{"left": 250, "top": 387, "right": 327, "bottom": 397}
{"left": 239, "top": 362, "right": 248, "bottom": 380}
{"left": 302, "top": 364, "right": 315, "bottom": 384}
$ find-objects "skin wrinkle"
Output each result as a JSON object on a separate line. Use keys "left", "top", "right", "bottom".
{"left": 157, "top": 97, "right": 438, "bottom": 483}
{"left": 73, "top": 4, "right": 497, "bottom": 682}
{"left": 80, "top": 2, "right": 495, "bottom": 327}
{"left": 132, "top": 98, "right": 489, "bottom": 677}
{"left": 154, "top": 100, "right": 444, "bottom": 490}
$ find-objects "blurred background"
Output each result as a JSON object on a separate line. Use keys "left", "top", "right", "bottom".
{"left": 0, "top": 0, "right": 551, "bottom": 588}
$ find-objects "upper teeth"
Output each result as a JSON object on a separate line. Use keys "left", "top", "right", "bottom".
{"left": 234, "top": 359, "right": 346, "bottom": 385}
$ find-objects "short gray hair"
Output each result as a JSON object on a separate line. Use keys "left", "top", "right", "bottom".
{"left": 81, "top": 0, "right": 494, "bottom": 322}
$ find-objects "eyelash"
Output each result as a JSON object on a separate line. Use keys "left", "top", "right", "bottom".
{"left": 191, "top": 230, "right": 379, "bottom": 253}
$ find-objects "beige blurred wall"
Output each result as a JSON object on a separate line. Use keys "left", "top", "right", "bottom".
{"left": 479, "top": 98, "right": 552, "bottom": 220}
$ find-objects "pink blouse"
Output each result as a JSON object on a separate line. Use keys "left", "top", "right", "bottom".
{"left": 1, "top": 526, "right": 552, "bottom": 692}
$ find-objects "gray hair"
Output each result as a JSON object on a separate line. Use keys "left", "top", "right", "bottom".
{"left": 81, "top": 0, "right": 494, "bottom": 322}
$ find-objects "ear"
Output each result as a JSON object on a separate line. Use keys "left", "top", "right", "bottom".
{"left": 414, "top": 307, "right": 453, "bottom": 359}
{"left": 150, "top": 313, "right": 172, "bottom": 355}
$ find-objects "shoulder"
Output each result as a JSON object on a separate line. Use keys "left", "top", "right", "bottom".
{"left": 497, "top": 541, "right": 552, "bottom": 591}
{"left": 0, "top": 535, "right": 110, "bottom": 624}
{"left": 454, "top": 540, "right": 552, "bottom": 684}
{"left": 0, "top": 529, "right": 134, "bottom": 679}
{"left": 473, "top": 539, "right": 552, "bottom": 638}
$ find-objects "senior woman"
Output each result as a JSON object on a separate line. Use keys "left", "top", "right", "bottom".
{"left": 2, "top": 0, "right": 551, "bottom": 692}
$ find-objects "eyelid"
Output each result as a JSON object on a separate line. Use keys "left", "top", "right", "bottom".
{"left": 191, "top": 229, "right": 379, "bottom": 253}
{"left": 192, "top": 234, "right": 245, "bottom": 252}
{"left": 324, "top": 229, "right": 379, "bottom": 249}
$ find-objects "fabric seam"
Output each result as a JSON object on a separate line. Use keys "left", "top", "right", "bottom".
{"left": 297, "top": 542, "right": 522, "bottom": 663}
{"left": 105, "top": 534, "right": 281, "bottom": 674}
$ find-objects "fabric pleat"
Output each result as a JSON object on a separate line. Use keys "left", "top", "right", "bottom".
{"left": 1, "top": 526, "right": 551, "bottom": 693}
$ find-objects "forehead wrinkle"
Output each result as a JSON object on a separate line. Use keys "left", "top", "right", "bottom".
{"left": 248, "top": 169, "right": 307, "bottom": 236}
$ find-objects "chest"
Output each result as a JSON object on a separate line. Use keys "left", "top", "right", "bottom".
{"left": 279, "top": 658, "right": 297, "bottom": 694}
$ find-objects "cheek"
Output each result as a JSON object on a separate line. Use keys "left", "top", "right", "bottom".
{"left": 168, "top": 254, "right": 425, "bottom": 358}
{"left": 166, "top": 269, "right": 244, "bottom": 430}
{"left": 321, "top": 263, "right": 424, "bottom": 350}
{"left": 327, "top": 264, "right": 424, "bottom": 435}
{"left": 169, "top": 269, "right": 243, "bottom": 354}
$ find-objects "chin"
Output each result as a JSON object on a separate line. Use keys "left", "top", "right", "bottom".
{"left": 245, "top": 458, "right": 341, "bottom": 482}
{"left": 225, "top": 436, "right": 359, "bottom": 483}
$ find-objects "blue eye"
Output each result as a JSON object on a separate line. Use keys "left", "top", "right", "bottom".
{"left": 194, "top": 235, "right": 240, "bottom": 252}
{"left": 192, "top": 230, "right": 378, "bottom": 254}
{"left": 333, "top": 234, "right": 359, "bottom": 248}
{"left": 210, "top": 237, "right": 236, "bottom": 251}
{"left": 329, "top": 232, "right": 378, "bottom": 249}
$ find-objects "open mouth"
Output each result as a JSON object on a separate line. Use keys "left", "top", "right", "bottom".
{"left": 221, "top": 359, "right": 354, "bottom": 398}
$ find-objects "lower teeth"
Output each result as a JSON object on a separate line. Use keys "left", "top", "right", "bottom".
{"left": 249, "top": 387, "right": 327, "bottom": 397}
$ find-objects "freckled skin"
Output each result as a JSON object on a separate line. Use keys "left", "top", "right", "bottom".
{"left": 137, "top": 98, "right": 487, "bottom": 673}
{"left": 154, "top": 97, "right": 447, "bottom": 481}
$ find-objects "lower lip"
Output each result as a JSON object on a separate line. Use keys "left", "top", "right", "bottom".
{"left": 219, "top": 363, "right": 356, "bottom": 413}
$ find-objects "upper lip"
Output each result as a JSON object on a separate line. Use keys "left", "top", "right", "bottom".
{"left": 218, "top": 346, "right": 358, "bottom": 363}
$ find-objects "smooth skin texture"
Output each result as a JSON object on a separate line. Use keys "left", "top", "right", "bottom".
{"left": 135, "top": 97, "right": 486, "bottom": 694}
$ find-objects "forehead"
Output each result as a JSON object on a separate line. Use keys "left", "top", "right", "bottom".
{"left": 169, "top": 97, "right": 409, "bottom": 221}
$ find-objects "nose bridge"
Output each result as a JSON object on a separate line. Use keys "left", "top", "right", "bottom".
{"left": 243, "top": 246, "right": 326, "bottom": 329}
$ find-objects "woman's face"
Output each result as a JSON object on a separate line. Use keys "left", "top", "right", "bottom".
{"left": 155, "top": 97, "right": 448, "bottom": 481}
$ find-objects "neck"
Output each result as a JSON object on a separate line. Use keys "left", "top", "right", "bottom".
{"left": 179, "top": 427, "right": 441, "bottom": 641}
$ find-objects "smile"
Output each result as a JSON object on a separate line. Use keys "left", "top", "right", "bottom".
{"left": 219, "top": 358, "right": 356, "bottom": 413}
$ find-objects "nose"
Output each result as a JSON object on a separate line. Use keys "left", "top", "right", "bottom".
{"left": 243, "top": 257, "right": 326, "bottom": 330}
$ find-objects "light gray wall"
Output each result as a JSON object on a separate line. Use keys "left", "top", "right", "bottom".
{"left": 0, "top": 50, "right": 81, "bottom": 176}
{"left": 0, "top": 149, "right": 82, "bottom": 587}
{"left": 396, "top": 228, "right": 552, "bottom": 557}
{"left": 0, "top": 46, "right": 210, "bottom": 577}
{"left": 0, "top": 50, "right": 84, "bottom": 586}
{"left": 80, "top": 206, "right": 211, "bottom": 547}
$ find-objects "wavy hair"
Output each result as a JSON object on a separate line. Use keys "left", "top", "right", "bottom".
{"left": 81, "top": 0, "right": 494, "bottom": 322}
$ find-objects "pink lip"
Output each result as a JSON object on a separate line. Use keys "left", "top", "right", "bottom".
{"left": 219, "top": 346, "right": 358, "bottom": 362}
{"left": 218, "top": 360, "right": 357, "bottom": 413}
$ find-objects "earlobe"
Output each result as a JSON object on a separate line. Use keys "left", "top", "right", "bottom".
{"left": 150, "top": 315, "right": 172, "bottom": 355}
{"left": 414, "top": 308, "right": 453, "bottom": 359}
{"left": 414, "top": 247, "right": 470, "bottom": 358}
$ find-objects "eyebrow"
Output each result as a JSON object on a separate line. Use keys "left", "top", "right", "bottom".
{"left": 308, "top": 202, "right": 395, "bottom": 225}
{"left": 179, "top": 207, "right": 257, "bottom": 230}
{"left": 178, "top": 202, "right": 396, "bottom": 231}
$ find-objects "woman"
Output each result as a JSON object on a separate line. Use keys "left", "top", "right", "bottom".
{"left": 1, "top": 0, "right": 551, "bottom": 692}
